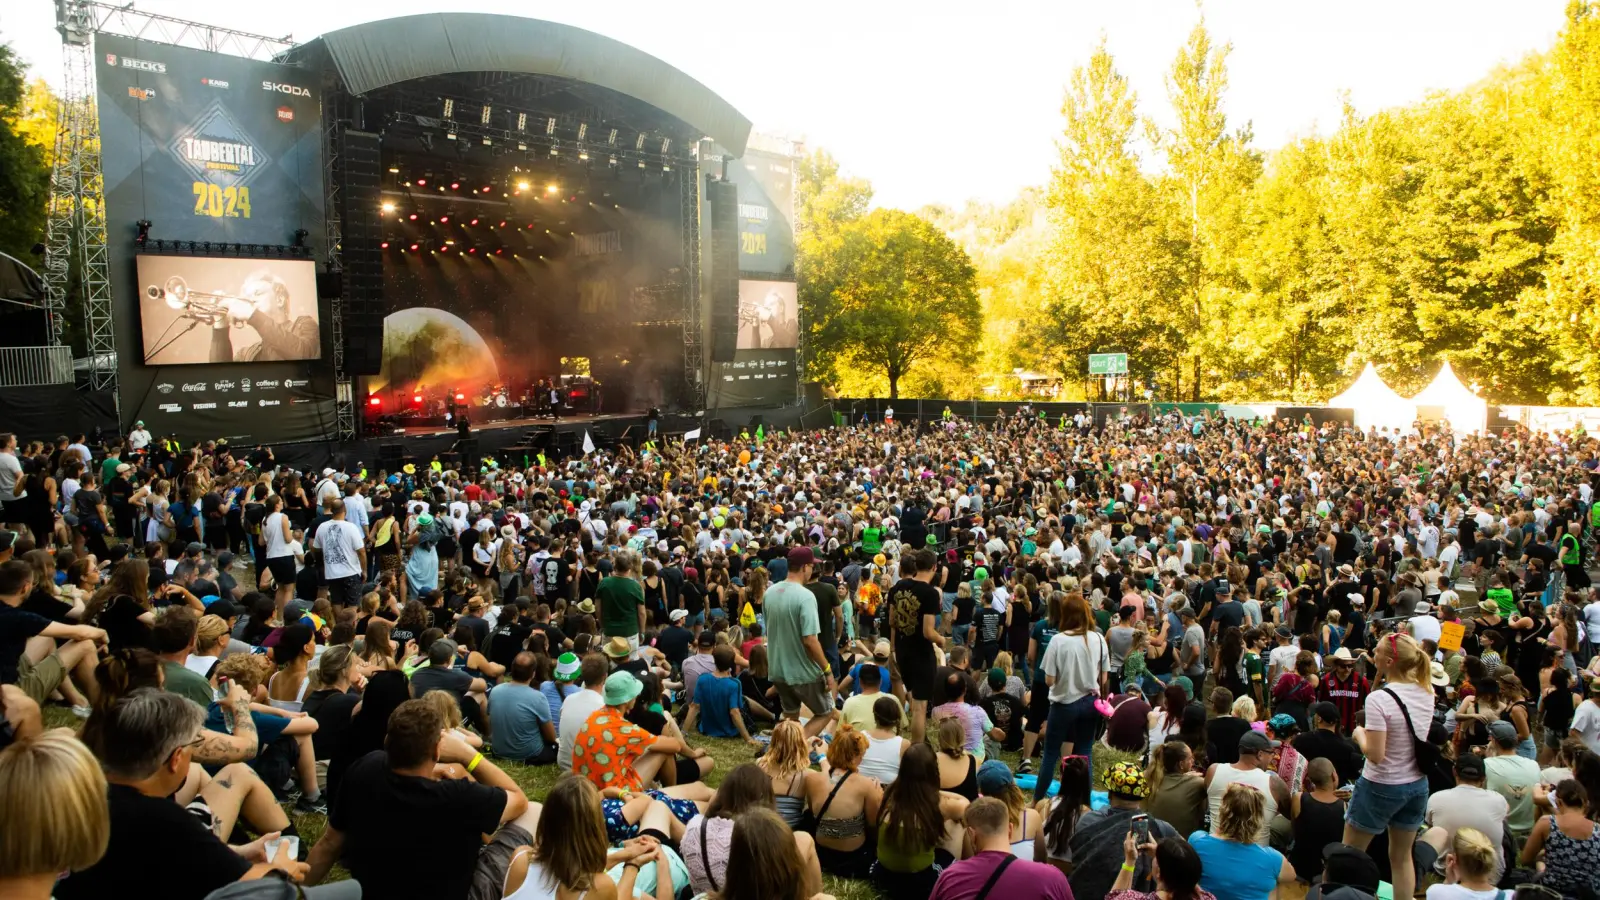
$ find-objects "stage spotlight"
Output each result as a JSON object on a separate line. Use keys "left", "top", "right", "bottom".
{"left": 450, "top": 181, "right": 460, "bottom": 190}
{"left": 516, "top": 112, "right": 527, "bottom": 131}
{"left": 495, "top": 248, "right": 503, "bottom": 255}
{"left": 455, "top": 391, "right": 466, "bottom": 401}
{"left": 545, "top": 183, "right": 559, "bottom": 194}
{"left": 368, "top": 396, "right": 382, "bottom": 408}
{"left": 549, "top": 146, "right": 559, "bottom": 157}
{"left": 607, "top": 128, "right": 618, "bottom": 145}
{"left": 481, "top": 185, "right": 491, "bottom": 193}
{"left": 412, "top": 393, "right": 423, "bottom": 405}
{"left": 499, "top": 221, "right": 506, "bottom": 227}
{"left": 545, "top": 117, "right": 556, "bottom": 136}
{"left": 635, "top": 134, "right": 646, "bottom": 150}
{"left": 388, "top": 166, "right": 400, "bottom": 174}
{"left": 661, "top": 138, "right": 671, "bottom": 154}
{"left": 663, "top": 164, "right": 671, "bottom": 172}
{"left": 577, "top": 123, "right": 588, "bottom": 141}
{"left": 440, "top": 216, "right": 449, "bottom": 223}
{"left": 516, "top": 180, "right": 530, "bottom": 192}
{"left": 609, "top": 155, "right": 618, "bottom": 166}
{"left": 442, "top": 98, "right": 454, "bottom": 119}
{"left": 468, "top": 248, "right": 477, "bottom": 254}
{"left": 470, "top": 218, "right": 479, "bottom": 226}
{"left": 381, "top": 202, "right": 396, "bottom": 213}
{"left": 480, "top": 104, "right": 491, "bottom": 125}
{"left": 409, "top": 243, "right": 419, "bottom": 251}
{"left": 135, "top": 219, "right": 152, "bottom": 246}
{"left": 517, "top": 142, "right": 527, "bottom": 151}
{"left": 638, "top": 160, "right": 646, "bottom": 169}
{"left": 408, "top": 213, "right": 418, "bottom": 221}
{"left": 579, "top": 150, "right": 589, "bottom": 161}
{"left": 380, "top": 241, "right": 390, "bottom": 249}
{"left": 416, "top": 178, "right": 427, "bottom": 186}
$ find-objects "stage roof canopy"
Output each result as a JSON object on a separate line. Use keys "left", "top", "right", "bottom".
{"left": 297, "top": 13, "right": 752, "bottom": 156}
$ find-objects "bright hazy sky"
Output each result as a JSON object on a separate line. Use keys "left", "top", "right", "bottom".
{"left": 1, "top": 1, "right": 1569, "bottom": 210}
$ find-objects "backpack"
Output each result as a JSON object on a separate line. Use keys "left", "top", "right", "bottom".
{"left": 1379, "top": 687, "right": 1454, "bottom": 793}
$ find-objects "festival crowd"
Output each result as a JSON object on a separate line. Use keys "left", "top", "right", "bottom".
{"left": 0, "top": 408, "right": 1597, "bottom": 900}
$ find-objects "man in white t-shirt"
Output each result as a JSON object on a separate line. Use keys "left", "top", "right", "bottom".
{"left": 1570, "top": 681, "right": 1600, "bottom": 755}
{"left": 1420, "top": 752, "right": 1508, "bottom": 866}
{"left": 557, "top": 655, "right": 608, "bottom": 772}
{"left": 127, "top": 421, "right": 152, "bottom": 452}
{"left": 314, "top": 498, "right": 367, "bottom": 607}
{"left": 0, "top": 433, "right": 24, "bottom": 530}
{"left": 1407, "top": 601, "right": 1442, "bottom": 645}
{"left": 313, "top": 468, "right": 341, "bottom": 514}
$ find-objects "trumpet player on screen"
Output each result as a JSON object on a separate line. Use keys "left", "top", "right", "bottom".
{"left": 208, "top": 271, "right": 320, "bottom": 362}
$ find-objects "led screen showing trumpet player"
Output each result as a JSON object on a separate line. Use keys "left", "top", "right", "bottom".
{"left": 736, "top": 280, "right": 798, "bottom": 350}
{"left": 137, "top": 254, "right": 322, "bottom": 365}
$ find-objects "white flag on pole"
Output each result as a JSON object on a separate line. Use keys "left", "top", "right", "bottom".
{"left": 581, "top": 431, "right": 595, "bottom": 455}
{"left": 683, "top": 427, "right": 702, "bottom": 441}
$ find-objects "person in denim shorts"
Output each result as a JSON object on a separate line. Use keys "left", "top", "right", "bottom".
{"left": 1343, "top": 632, "right": 1436, "bottom": 900}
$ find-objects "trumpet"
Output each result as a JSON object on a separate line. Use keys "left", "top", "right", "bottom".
{"left": 145, "top": 275, "right": 248, "bottom": 328}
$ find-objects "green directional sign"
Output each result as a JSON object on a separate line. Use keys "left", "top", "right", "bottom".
{"left": 1088, "top": 352, "right": 1128, "bottom": 375}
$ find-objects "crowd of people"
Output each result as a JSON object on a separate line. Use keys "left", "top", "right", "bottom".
{"left": 0, "top": 408, "right": 1597, "bottom": 900}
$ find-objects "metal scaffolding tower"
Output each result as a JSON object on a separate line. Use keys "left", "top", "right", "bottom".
{"left": 43, "top": 0, "right": 295, "bottom": 414}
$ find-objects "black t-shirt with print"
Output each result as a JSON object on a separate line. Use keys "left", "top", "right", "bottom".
{"left": 887, "top": 578, "right": 940, "bottom": 664}
{"left": 55, "top": 783, "right": 250, "bottom": 900}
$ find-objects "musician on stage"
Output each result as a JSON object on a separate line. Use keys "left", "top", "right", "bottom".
{"left": 209, "top": 271, "right": 320, "bottom": 362}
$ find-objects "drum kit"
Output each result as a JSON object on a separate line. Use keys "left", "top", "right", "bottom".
{"left": 478, "top": 384, "right": 510, "bottom": 408}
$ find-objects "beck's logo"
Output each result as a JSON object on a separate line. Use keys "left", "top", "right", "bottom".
{"left": 262, "top": 81, "right": 311, "bottom": 98}
{"left": 110, "top": 55, "right": 166, "bottom": 73}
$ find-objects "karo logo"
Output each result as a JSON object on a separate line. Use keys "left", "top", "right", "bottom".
{"left": 181, "top": 382, "right": 207, "bottom": 393}
{"left": 201, "top": 78, "right": 229, "bottom": 89}
{"left": 156, "top": 382, "right": 175, "bottom": 394}
{"left": 128, "top": 87, "right": 155, "bottom": 101}
{"left": 191, "top": 402, "right": 217, "bottom": 410}
{"left": 158, "top": 403, "right": 181, "bottom": 413}
{"left": 262, "top": 81, "right": 311, "bottom": 98}
{"left": 240, "top": 378, "right": 252, "bottom": 393}
{"left": 276, "top": 106, "right": 294, "bottom": 123}
{"left": 257, "top": 399, "right": 280, "bottom": 407}
{"left": 212, "top": 380, "right": 235, "bottom": 392}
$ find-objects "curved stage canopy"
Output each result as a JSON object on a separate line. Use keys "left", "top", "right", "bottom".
{"left": 295, "top": 13, "right": 751, "bottom": 156}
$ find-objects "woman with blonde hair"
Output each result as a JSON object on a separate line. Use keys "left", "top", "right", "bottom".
{"left": 808, "top": 725, "right": 883, "bottom": 877}
{"left": 184, "top": 614, "right": 230, "bottom": 678}
{"left": 1430, "top": 827, "right": 1506, "bottom": 900}
{"left": 0, "top": 731, "right": 109, "bottom": 900}
{"left": 501, "top": 775, "right": 673, "bottom": 900}
{"left": 421, "top": 689, "right": 484, "bottom": 749}
{"left": 1342, "top": 631, "right": 1435, "bottom": 900}
{"left": 756, "top": 720, "right": 825, "bottom": 829}
{"left": 1191, "top": 783, "right": 1294, "bottom": 900}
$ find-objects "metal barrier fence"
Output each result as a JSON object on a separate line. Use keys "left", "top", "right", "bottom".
{"left": 0, "top": 346, "right": 73, "bottom": 387}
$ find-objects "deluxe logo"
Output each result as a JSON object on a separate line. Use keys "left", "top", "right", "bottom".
{"left": 240, "top": 378, "right": 252, "bottom": 393}
{"left": 257, "top": 399, "right": 280, "bottom": 407}
{"left": 201, "top": 78, "right": 229, "bottom": 89}
{"left": 276, "top": 106, "right": 294, "bottom": 122}
{"left": 156, "top": 382, "right": 175, "bottom": 394}
{"left": 117, "top": 56, "right": 166, "bottom": 73}
{"left": 128, "top": 87, "right": 155, "bottom": 101}
{"left": 191, "top": 402, "right": 217, "bottom": 410}
{"left": 227, "top": 401, "right": 248, "bottom": 408}
{"left": 255, "top": 379, "right": 280, "bottom": 389}
{"left": 262, "top": 82, "right": 311, "bottom": 98}
{"left": 158, "top": 403, "right": 181, "bottom": 413}
{"left": 212, "top": 380, "right": 235, "bottom": 392}
{"left": 181, "top": 382, "right": 207, "bottom": 392}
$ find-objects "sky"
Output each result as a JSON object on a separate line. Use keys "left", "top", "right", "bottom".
{"left": 0, "top": 1, "right": 1570, "bottom": 211}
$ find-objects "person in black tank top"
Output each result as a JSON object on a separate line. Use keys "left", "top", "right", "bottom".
{"left": 1290, "top": 759, "right": 1349, "bottom": 881}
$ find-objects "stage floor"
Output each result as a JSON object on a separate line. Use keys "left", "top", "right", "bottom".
{"left": 383, "top": 411, "right": 637, "bottom": 438}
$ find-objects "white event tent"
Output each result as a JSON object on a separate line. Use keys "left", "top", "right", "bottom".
{"left": 1327, "top": 363, "right": 1417, "bottom": 432}
{"left": 1412, "top": 360, "right": 1487, "bottom": 433}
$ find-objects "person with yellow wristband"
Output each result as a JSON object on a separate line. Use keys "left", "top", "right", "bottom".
{"left": 1107, "top": 826, "right": 1211, "bottom": 900}
{"left": 303, "top": 699, "right": 542, "bottom": 899}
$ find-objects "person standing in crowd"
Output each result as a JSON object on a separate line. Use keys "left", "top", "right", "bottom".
{"left": 1033, "top": 591, "right": 1108, "bottom": 802}
{"left": 314, "top": 499, "right": 367, "bottom": 608}
{"left": 888, "top": 549, "right": 946, "bottom": 745}
{"left": 765, "top": 547, "right": 837, "bottom": 739}
{"left": 598, "top": 551, "right": 645, "bottom": 657}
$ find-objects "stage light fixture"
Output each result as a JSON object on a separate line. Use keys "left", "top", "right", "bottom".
{"left": 470, "top": 218, "right": 479, "bottom": 226}
{"left": 445, "top": 239, "right": 455, "bottom": 245}
{"left": 577, "top": 123, "right": 588, "bottom": 141}
{"left": 368, "top": 396, "right": 382, "bottom": 407}
{"left": 388, "top": 166, "right": 400, "bottom": 174}
{"left": 482, "top": 185, "right": 491, "bottom": 193}
{"left": 609, "top": 155, "right": 618, "bottom": 166}
{"left": 468, "top": 247, "right": 477, "bottom": 254}
{"left": 498, "top": 221, "right": 506, "bottom": 227}
{"left": 442, "top": 98, "right": 454, "bottom": 119}
{"left": 495, "top": 248, "right": 503, "bottom": 255}
{"left": 455, "top": 392, "right": 466, "bottom": 401}
{"left": 410, "top": 243, "right": 419, "bottom": 251}
{"left": 481, "top": 138, "right": 492, "bottom": 146}
{"left": 438, "top": 186, "right": 446, "bottom": 192}
{"left": 607, "top": 128, "right": 617, "bottom": 145}
{"left": 450, "top": 181, "right": 460, "bottom": 190}
{"left": 661, "top": 138, "right": 671, "bottom": 154}
{"left": 408, "top": 213, "right": 418, "bottom": 221}
{"left": 549, "top": 146, "right": 559, "bottom": 157}
{"left": 381, "top": 202, "right": 396, "bottom": 213}
{"left": 446, "top": 129, "right": 456, "bottom": 141}
{"left": 638, "top": 160, "right": 646, "bottom": 169}
{"left": 381, "top": 241, "right": 390, "bottom": 249}
{"left": 416, "top": 178, "right": 426, "bottom": 186}
{"left": 545, "top": 117, "right": 556, "bottom": 136}
{"left": 480, "top": 104, "right": 492, "bottom": 125}
{"left": 635, "top": 134, "right": 646, "bottom": 150}
{"left": 516, "top": 180, "right": 530, "bottom": 191}
{"left": 546, "top": 183, "right": 559, "bottom": 194}
{"left": 579, "top": 150, "right": 589, "bottom": 160}
{"left": 440, "top": 216, "right": 449, "bottom": 223}
{"left": 516, "top": 112, "right": 527, "bottom": 131}
{"left": 412, "top": 393, "right": 423, "bottom": 404}
{"left": 517, "top": 142, "right": 527, "bottom": 151}
{"left": 663, "top": 164, "right": 671, "bottom": 172}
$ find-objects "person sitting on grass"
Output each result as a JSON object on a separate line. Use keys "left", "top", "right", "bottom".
{"left": 693, "top": 807, "right": 836, "bottom": 900}
{"left": 684, "top": 645, "right": 759, "bottom": 746}
{"left": 0, "top": 558, "right": 104, "bottom": 713}
{"left": 0, "top": 731, "right": 109, "bottom": 900}
{"left": 208, "top": 652, "right": 324, "bottom": 814}
{"left": 808, "top": 725, "right": 884, "bottom": 878}
{"left": 57, "top": 689, "right": 307, "bottom": 900}
{"left": 500, "top": 775, "right": 675, "bottom": 900}
{"left": 488, "top": 650, "right": 558, "bottom": 765}
{"left": 929, "top": 796, "right": 1071, "bottom": 900}
{"left": 573, "top": 671, "right": 703, "bottom": 795}
{"left": 683, "top": 763, "right": 824, "bottom": 898}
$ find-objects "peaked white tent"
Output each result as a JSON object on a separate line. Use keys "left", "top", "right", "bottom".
{"left": 1412, "top": 360, "right": 1487, "bottom": 433}
{"left": 1328, "top": 363, "right": 1417, "bottom": 432}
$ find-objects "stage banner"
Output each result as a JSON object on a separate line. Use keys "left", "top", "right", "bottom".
{"left": 708, "top": 349, "right": 795, "bottom": 408}
{"left": 726, "top": 149, "right": 795, "bottom": 277}
{"left": 96, "top": 32, "right": 334, "bottom": 444}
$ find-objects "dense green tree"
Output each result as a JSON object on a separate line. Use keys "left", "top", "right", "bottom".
{"left": 804, "top": 209, "right": 979, "bottom": 399}
{"left": 0, "top": 44, "right": 52, "bottom": 263}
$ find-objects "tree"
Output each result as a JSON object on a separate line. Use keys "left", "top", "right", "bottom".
{"left": 795, "top": 149, "right": 873, "bottom": 383}
{"left": 806, "top": 209, "right": 979, "bottom": 398}
{"left": 0, "top": 44, "right": 52, "bottom": 263}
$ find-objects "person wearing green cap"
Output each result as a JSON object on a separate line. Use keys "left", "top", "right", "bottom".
{"left": 572, "top": 671, "right": 704, "bottom": 792}
{"left": 538, "top": 651, "right": 584, "bottom": 732}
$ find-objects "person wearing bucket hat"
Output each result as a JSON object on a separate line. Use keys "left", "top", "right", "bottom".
{"left": 572, "top": 671, "right": 702, "bottom": 793}
{"left": 1066, "top": 757, "right": 1182, "bottom": 900}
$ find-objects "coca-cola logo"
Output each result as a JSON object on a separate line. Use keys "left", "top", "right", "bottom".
{"left": 181, "top": 382, "right": 207, "bottom": 392}
{"left": 157, "top": 382, "right": 175, "bottom": 394}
